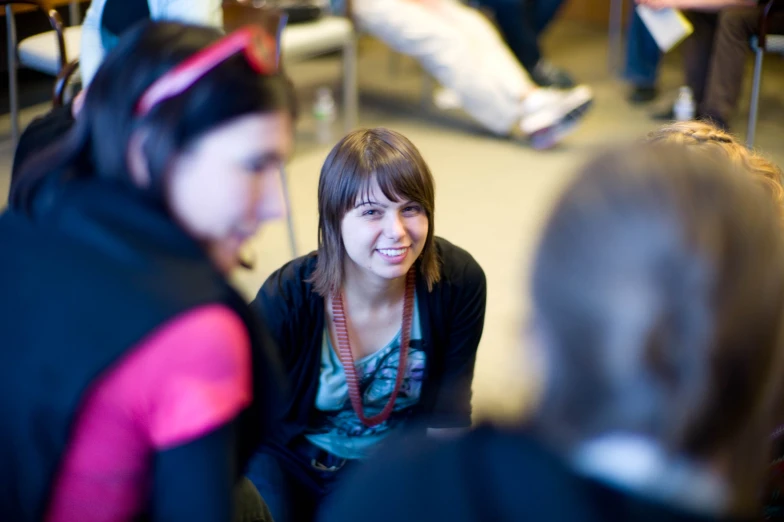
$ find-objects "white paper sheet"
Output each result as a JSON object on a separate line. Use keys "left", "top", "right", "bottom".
{"left": 636, "top": 5, "right": 694, "bottom": 53}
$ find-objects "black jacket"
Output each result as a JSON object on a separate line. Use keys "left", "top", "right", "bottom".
{"left": 0, "top": 177, "right": 283, "bottom": 521}
{"left": 250, "top": 237, "right": 486, "bottom": 446}
{"left": 322, "top": 425, "right": 752, "bottom": 522}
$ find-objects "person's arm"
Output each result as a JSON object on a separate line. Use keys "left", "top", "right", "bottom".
{"left": 249, "top": 261, "right": 306, "bottom": 371}
{"left": 429, "top": 253, "right": 487, "bottom": 430}
{"left": 143, "top": 306, "right": 252, "bottom": 520}
{"left": 636, "top": 0, "right": 756, "bottom": 10}
{"left": 46, "top": 305, "right": 252, "bottom": 522}
{"left": 150, "top": 0, "right": 224, "bottom": 29}
{"left": 151, "top": 423, "right": 236, "bottom": 522}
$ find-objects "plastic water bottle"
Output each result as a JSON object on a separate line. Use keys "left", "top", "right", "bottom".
{"left": 313, "top": 87, "right": 336, "bottom": 145}
{"left": 673, "top": 86, "right": 696, "bottom": 121}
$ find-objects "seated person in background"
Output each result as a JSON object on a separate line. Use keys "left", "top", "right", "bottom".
{"left": 320, "top": 142, "right": 784, "bottom": 522}
{"left": 637, "top": 0, "right": 784, "bottom": 129}
{"left": 246, "top": 128, "right": 487, "bottom": 522}
{"left": 347, "top": 0, "right": 593, "bottom": 148}
{"left": 1, "top": 22, "right": 294, "bottom": 522}
{"left": 80, "top": 0, "right": 223, "bottom": 87}
{"left": 624, "top": 5, "right": 663, "bottom": 103}
{"left": 471, "top": 0, "right": 576, "bottom": 88}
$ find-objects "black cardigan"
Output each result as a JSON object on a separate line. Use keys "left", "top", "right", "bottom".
{"left": 250, "top": 237, "right": 487, "bottom": 446}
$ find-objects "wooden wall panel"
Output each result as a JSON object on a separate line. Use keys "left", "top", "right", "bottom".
{"left": 560, "top": 0, "right": 627, "bottom": 28}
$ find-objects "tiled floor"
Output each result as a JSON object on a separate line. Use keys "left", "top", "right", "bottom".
{"left": 2, "top": 20, "right": 782, "bottom": 422}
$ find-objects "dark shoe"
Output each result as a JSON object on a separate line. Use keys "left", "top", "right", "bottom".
{"left": 648, "top": 94, "right": 677, "bottom": 120}
{"left": 532, "top": 60, "right": 576, "bottom": 89}
{"left": 628, "top": 86, "right": 658, "bottom": 104}
{"left": 651, "top": 106, "right": 675, "bottom": 120}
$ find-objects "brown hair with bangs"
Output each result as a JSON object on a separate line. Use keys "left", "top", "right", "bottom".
{"left": 309, "top": 128, "right": 440, "bottom": 297}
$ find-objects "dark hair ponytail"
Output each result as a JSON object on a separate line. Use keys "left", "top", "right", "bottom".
{"left": 11, "top": 20, "right": 296, "bottom": 214}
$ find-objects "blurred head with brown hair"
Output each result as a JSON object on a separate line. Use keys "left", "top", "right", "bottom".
{"left": 645, "top": 122, "right": 784, "bottom": 214}
{"left": 530, "top": 142, "right": 784, "bottom": 515}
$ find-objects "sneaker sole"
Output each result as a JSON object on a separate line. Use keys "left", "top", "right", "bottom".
{"left": 530, "top": 98, "right": 594, "bottom": 150}
{"left": 520, "top": 86, "right": 593, "bottom": 137}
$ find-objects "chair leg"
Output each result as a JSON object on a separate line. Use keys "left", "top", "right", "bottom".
{"left": 608, "top": 0, "right": 624, "bottom": 74}
{"left": 69, "top": 0, "right": 82, "bottom": 26}
{"left": 280, "top": 167, "right": 298, "bottom": 258}
{"left": 746, "top": 47, "right": 764, "bottom": 149}
{"left": 342, "top": 32, "right": 358, "bottom": 133}
{"left": 6, "top": 5, "right": 19, "bottom": 146}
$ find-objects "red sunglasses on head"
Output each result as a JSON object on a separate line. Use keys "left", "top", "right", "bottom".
{"left": 136, "top": 25, "right": 278, "bottom": 116}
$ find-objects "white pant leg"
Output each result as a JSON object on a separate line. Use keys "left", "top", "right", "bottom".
{"left": 151, "top": 0, "right": 224, "bottom": 29}
{"left": 439, "top": 0, "right": 534, "bottom": 92}
{"left": 353, "top": 0, "right": 535, "bottom": 134}
{"left": 79, "top": 0, "right": 107, "bottom": 88}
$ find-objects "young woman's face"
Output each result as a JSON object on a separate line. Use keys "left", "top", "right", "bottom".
{"left": 341, "top": 178, "right": 429, "bottom": 284}
{"left": 167, "top": 111, "right": 293, "bottom": 272}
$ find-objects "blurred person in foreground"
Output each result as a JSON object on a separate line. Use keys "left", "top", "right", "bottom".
{"left": 646, "top": 121, "right": 784, "bottom": 520}
{"left": 10, "top": 0, "right": 224, "bottom": 187}
{"left": 645, "top": 121, "right": 783, "bottom": 210}
{"left": 1, "top": 21, "right": 294, "bottom": 522}
{"left": 320, "top": 142, "right": 784, "bottom": 522}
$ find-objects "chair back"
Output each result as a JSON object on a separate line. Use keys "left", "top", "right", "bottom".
{"left": 1, "top": 0, "right": 67, "bottom": 66}
{"left": 52, "top": 56, "right": 78, "bottom": 106}
{"left": 759, "top": 0, "right": 784, "bottom": 50}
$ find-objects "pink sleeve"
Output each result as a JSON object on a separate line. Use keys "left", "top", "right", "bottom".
{"left": 46, "top": 304, "right": 252, "bottom": 522}
{"left": 141, "top": 304, "right": 253, "bottom": 449}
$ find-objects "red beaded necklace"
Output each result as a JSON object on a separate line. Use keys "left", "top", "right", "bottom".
{"left": 331, "top": 269, "right": 416, "bottom": 427}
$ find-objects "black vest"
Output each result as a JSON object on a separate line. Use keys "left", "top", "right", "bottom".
{"left": 0, "top": 178, "right": 284, "bottom": 521}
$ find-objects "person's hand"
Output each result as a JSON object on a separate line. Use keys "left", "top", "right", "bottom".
{"left": 71, "top": 89, "right": 86, "bottom": 117}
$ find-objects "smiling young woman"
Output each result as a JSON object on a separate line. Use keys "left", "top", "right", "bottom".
{"left": 245, "top": 127, "right": 487, "bottom": 522}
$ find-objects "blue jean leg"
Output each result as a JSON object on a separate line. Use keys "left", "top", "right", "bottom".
{"left": 623, "top": 8, "right": 662, "bottom": 87}
{"left": 532, "top": 0, "right": 567, "bottom": 35}
{"left": 245, "top": 443, "right": 350, "bottom": 522}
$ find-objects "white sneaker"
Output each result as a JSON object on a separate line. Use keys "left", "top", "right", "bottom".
{"left": 433, "top": 87, "right": 462, "bottom": 111}
{"left": 518, "top": 85, "right": 594, "bottom": 149}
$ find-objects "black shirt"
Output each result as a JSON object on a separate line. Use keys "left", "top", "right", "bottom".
{"left": 250, "top": 237, "right": 487, "bottom": 446}
{"left": 321, "top": 425, "right": 752, "bottom": 522}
